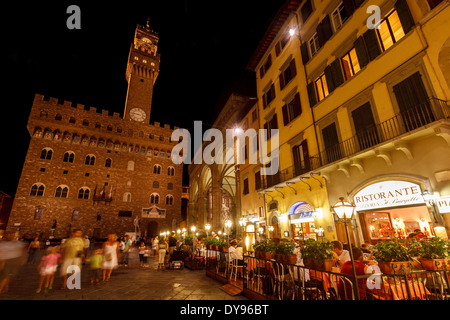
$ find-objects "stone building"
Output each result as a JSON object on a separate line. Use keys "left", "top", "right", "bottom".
{"left": 6, "top": 24, "right": 183, "bottom": 239}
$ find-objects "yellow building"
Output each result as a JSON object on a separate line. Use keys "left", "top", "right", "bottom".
{"left": 247, "top": 0, "right": 450, "bottom": 244}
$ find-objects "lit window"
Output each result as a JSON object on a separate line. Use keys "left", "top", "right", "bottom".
{"left": 341, "top": 48, "right": 360, "bottom": 80}
{"left": 315, "top": 73, "right": 329, "bottom": 102}
{"left": 376, "top": 10, "right": 405, "bottom": 51}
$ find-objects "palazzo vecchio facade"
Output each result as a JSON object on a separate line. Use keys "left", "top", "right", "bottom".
{"left": 6, "top": 24, "right": 183, "bottom": 239}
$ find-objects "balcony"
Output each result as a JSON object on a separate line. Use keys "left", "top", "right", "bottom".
{"left": 262, "top": 98, "right": 449, "bottom": 190}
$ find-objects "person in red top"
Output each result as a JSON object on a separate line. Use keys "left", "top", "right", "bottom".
{"left": 338, "top": 248, "right": 370, "bottom": 300}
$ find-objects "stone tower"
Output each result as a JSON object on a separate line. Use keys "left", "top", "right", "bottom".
{"left": 124, "top": 21, "right": 161, "bottom": 124}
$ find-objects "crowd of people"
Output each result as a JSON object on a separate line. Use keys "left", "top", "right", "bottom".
{"left": 0, "top": 229, "right": 179, "bottom": 295}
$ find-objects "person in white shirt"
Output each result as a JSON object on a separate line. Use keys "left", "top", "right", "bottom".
{"left": 331, "top": 240, "right": 351, "bottom": 268}
{"left": 229, "top": 240, "right": 244, "bottom": 265}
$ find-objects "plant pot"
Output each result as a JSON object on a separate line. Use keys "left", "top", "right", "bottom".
{"left": 419, "top": 258, "right": 449, "bottom": 271}
{"left": 315, "top": 259, "right": 334, "bottom": 271}
{"left": 215, "top": 245, "right": 220, "bottom": 251}
{"left": 222, "top": 247, "right": 228, "bottom": 252}
{"left": 283, "top": 254, "right": 297, "bottom": 265}
{"left": 303, "top": 258, "right": 315, "bottom": 269}
{"left": 378, "top": 261, "right": 412, "bottom": 275}
{"left": 208, "top": 245, "right": 213, "bottom": 250}
{"left": 264, "top": 252, "right": 273, "bottom": 260}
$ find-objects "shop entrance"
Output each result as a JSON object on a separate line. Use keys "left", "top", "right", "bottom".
{"left": 358, "top": 205, "right": 433, "bottom": 244}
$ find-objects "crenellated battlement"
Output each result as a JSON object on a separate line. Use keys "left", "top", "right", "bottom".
{"left": 32, "top": 94, "right": 179, "bottom": 132}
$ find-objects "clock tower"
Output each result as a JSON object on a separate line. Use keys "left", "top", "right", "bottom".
{"left": 124, "top": 22, "right": 160, "bottom": 123}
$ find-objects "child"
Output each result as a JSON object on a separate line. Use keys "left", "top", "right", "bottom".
{"left": 139, "top": 242, "right": 146, "bottom": 267}
{"left": 36, "top": 246, "right": 61, "bottom": 293}
{"left": 86, "top": 249, "right": 103, "bottom": 285}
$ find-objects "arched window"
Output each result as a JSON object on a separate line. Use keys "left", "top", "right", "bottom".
{"left": 167, "top": 166, "right": 175, "bottom": 176}
{"left": 153, "top": 164, "right": 161, "bottom": 174}
{"left": 150, "top": 193, "right": 160, "bottom": 204}
{"left": 95, "top": 122, "right": 101, "bottom": 129}
{"left": 127, "top": 161, "right": 135, "bottom": 171}
{"left": 153, "top": 181, "right": 159, "bottom": 188}
{"left": 82, "top": 120, "right": 89, "bottom": 126}
{"left": 107, "top": 125, "right": 113, "bottom": 131}
{"left": 105, "top": 158, "right": 112, "bottom": 168}
{"left": 55, "top": 185, "right": 69, "bottom": 198}
{"left": 55, "top": 114, "right": 62, "bottom": 121}
{"left": 63, "top": 151, "right": 75, "bottom": 163}
{"left": 30, "top": 184, "right": 45, "bottom": 197}
{"left": 123, "top": 192, "right": 131, "bottom": 202}
{"left": 40, "top": 148, "right": 53, "bottom": 160}
{"left": 40, "top": 110, "right": 48, "bottom": 118}
{"left": 85, "top": 155, "right": 96, "bottom": 165}
{"left": 166, "top": 195, "right": 174, "bottom": 205}
{"left": 78, "top": 187, "right": 90, "bottom": 200}
{"left": 69, "top": 117, "right": 76, "bottom": 124}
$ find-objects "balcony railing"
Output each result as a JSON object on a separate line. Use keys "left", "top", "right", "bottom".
{"left": 262, "top": 98, "right": 449, "bottom": 189}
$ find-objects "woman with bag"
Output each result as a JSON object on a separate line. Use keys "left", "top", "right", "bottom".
{"left": 102, "top": 234, "right": 119, "bottom": 281}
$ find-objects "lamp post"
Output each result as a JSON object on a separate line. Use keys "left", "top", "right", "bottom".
{"left": 205, "top": 224, "right": 211, "bottom": 237}
{"left": 331, "top": 197, "right": 360, "bottom": 300}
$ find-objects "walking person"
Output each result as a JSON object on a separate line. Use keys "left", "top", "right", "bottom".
{"left": 36, "top": 246, "right": 61, "bottom": 293}
{"left": 119, "top": 235, "right": 132, "bottom": 267}
{"left": 158, "top": 238, "right": 168, "bottom": 269}
{"left": 152, "top": 236, "right": 159, "bottom": 257}
{"left": 60, "top": 229, "right": 85, "bottom": 290}
{"left": 86, "top": 249, "right": 103, "bottom": 286}
{"left": 139, "top": 242, "right": 146, "bottom": 267}
{"left": 143, "top": 246, "right": 151, "bottom": 267}
{"left": 27, "top": 237, "right": 40, "bottom": 265}
{"left": 102, "top": 234, "right": 119, "bottom": 282}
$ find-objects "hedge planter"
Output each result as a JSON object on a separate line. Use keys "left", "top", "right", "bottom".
{"left": 378, "top": 261, "right": 412, "bottom": 275}
{"left": 419, "top": 258, "right": 450, "bottom": 271}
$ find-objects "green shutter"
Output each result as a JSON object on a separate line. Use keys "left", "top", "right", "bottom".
{"left": 395, "top": 0, "right": 415, "bottom": 34}
{"left": 363, "top": 29, "right": 381, "bottom": 61}
{"left": 307, "top": 82, "right": 317, "bottom": 107}
{"left": 354, "top": 36, "right": 369, "bottom": 69}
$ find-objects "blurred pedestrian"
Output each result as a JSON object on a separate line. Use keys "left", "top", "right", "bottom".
{"left": 86, "top": 249, "right": 103, "bottom": 285}
{"left": 60, "top": 229, "right": 85, "bottom": 289}
{"left": 102, "top": 234, "right": 119, "bottom": 282}
{"left": 152, "top": 236, "right": 159, "bottom": 257}
{"left": 36, "top": 246, "right": 61, "bottom": 293}
{"left": 0, "top": 232, "right": 27, "bottom": 295}
{"left": 83, "top": 235, "right": 90, "bottom": 260}
{"left": 119, "top": 235, "right": 132, "bottom": 267}
{"left": 158, "top": 238, "right": 168, "bottom": 269}
{"left": 128, "top": 242, "right": 139, "bottom": 269}
{"left": 139, "top": 242, "right": 146, "bottom": 267}
{"left": 27, "top": 237, "right": 40, "bottom": 265}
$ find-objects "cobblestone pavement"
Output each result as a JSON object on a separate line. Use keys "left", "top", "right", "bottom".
{"left": 0, "top": 248, "right": 248, "bottom": 301}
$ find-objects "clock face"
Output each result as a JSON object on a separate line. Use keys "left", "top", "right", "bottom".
{"left": 129, "top": 108, "right": 147, "bottom": 122}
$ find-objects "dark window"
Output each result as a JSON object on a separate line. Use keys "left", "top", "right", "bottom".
{"left": 168, "top": 183, "right": 174, "bottom": 190}
{"left": 78, "top": 188, "right": 90, "bottom": 200}
{"left": 255, "top": 171, "right": 261, "bottom": 190}
{"left": 40, "top": 168, "right": 46, "bottom": 172}
{"left": 95, "top": 123, "right": 101, "bottom": 129}
{"left": 260, "top": 54, "right": 272, "bottom": 78}
{"left": 282, "top": 93, "right": 302, "bottom": 125}
{"left": 301, "top": 0, "right": 313, "bottom": 22}
{"left": 275, "top": 34, "right": 290, "bottom": 56}
{"left": 243, "top": 178, "right": 249, "bottom": 195}
{"left": 153, "top": 165, "right": 161, "bottom": 174}
{"left": 293, "top": 139, "right": 310, "bottom": 175}
{"left": 82, "top": 120, "right": 89, "bottom": 126}
{"left": 85, "top": 155, "right": 95, "bottom": 165}
{"left": 55, "top": 186, "right": 68, "bottom": 198}
{"left": 279, "top": 59, "right": 297, "bottom": 90}
{"left": 322, "top": 123, "right": 342, "bottom": 163}
{"left": 118, "top": 211, "right": 133, "bottom": 217}
{"left": 63, "top": 170, "right": 68, "bottom": 175}
{"left": 252, "top": 109, "right": 258, "bottom": 123}
{"left": 40, "top": 149, "right": 52, "bottom": 160}
{"left": 150, "top": 194, "right": 160, "bottom": 204}
{"left": 55, "top": 114, "right": 62, "bottom": 121}
{"left": 105, "top": 158, "right": 112, "bottom": 168}
{"left": 263, "top": 84, "right": 276, "bottom": 109}
{"left": 166, "top": 196, "right": 174, "bottom": 205}
{"left": 263, "top": 114, "right": 278, "bottom": 140}
{"left": 153, "top": 181, "right": 159, "bottom": 188}
{"left": 352, "top": 103, "right": 379, "bottom": 151}
{"left": 30, "top": 184, "right": 45, "bottom": 197}
{"left": 168, "top": 167, "right": 175, "bottom": 176}
{"left": 69, "top": 117, "right": 76, "bottom": 124}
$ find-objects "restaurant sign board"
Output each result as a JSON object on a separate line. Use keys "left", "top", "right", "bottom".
{"left": 437, "top": 197, "right": 450, "bottom": 214}
{"left": 354, "top": 181, "right": 425, "bottom": 211}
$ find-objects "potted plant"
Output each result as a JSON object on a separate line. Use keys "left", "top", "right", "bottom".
{"left": 274, "top": 239, "right": 298, "bottom": 265}
{"left": 219, "top": 238, "right": 230, "bottom": 252}
{"left": 204, "top": 237, "right": 215, "bottom": 250}
{"left": 253, "top": 239, "right": 275, "bottom": 259}
{"left": 184, "top": 235, "right": 194, "bottom": 246}
{"left": 418, "top": 237, "right": 450, "bottom": 270}
{"left": 300, "top": 239, "right": 334, "bottom": 271}
{"left": 372, "top": 237, "right": 412, "bottom": 274}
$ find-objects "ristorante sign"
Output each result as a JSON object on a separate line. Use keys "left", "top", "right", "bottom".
{"left": 354, "top": 181, "right": 425, "bottom": 211}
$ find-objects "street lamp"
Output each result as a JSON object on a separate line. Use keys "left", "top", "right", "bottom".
{"left": 205, "top": 224, "right": 211, "bottom": 237}
{"left": 191, "top": 225, "right": 196, "bottom": 234}
{"left": 331, "top": 197, "right": 359, "bottom": 299}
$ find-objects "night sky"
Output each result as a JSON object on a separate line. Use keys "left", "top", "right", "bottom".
{"left": 1, "top": 0, "right": 286, "bottom": 196}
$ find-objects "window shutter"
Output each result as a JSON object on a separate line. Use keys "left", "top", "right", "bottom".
{"left": 330, "top": 59, "right": 344, "bottom": 89}
{"left": 279, "top": 73, "right": 286, "bottom": 91}
{"left": 342, "top": 0, "right": 355, "bottom": 16}
{"left": 270, "top": 84, "right": 276, "bottom": 101}
{"left": 301, "top": 42, "right": 310, "bottom": 64}
{"left": 307, "top": 82, "right": 317, "bottom": 107}
{"left": 282, "top": 105, "right": 289, "bottom": 126}
{"left": 395, "top": 0, "right": 415, "bottom": 34}
{"left": 290, "top": 59, "right": 297, "bottom": 79}
{"left": 272, "top": 114, "right": 278, "bottom": 130}
{"left": 324, "top": 65, "right": 335, "bottom": 93}
{"left": 293, "top": 93, "right": 302, "bottom": 117}
{"left": 354, "top": 36, "right": 369, "bottom": 69}
{"left": 275, "top": 42, "right": 281, "bottom": 56}
{"left": 317, "top": 15, "right": 333, "bottom": 47}
{"left": 363, "top": 29, "right": 381, "bottom": 61}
